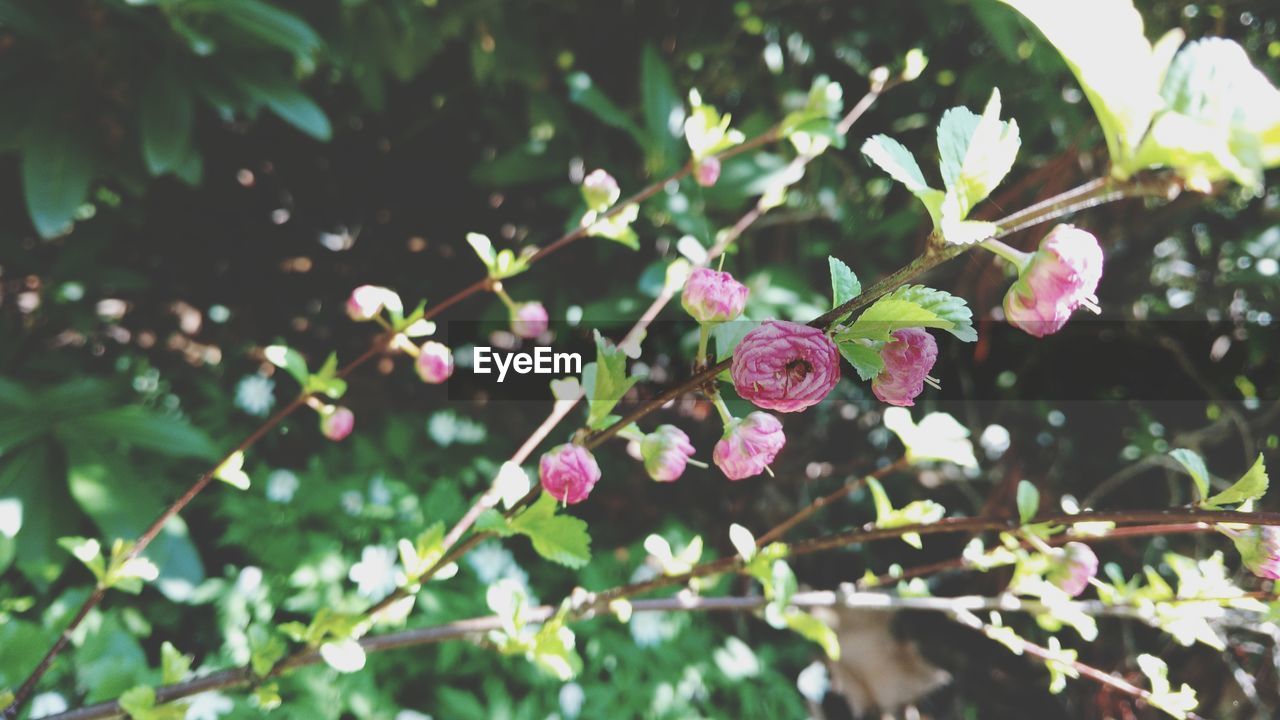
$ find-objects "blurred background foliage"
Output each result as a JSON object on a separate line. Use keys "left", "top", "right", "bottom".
{"left": 0, "top": 0, "right": 1278, "bottom": 718}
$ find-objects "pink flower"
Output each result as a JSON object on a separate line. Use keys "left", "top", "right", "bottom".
{"left": 681, "top": 267, "right": 749, "bottom": 325}
{"left": 640, "top": 425, "right": 696, "bottom": 482}
{"left": 713, "top": 412, "right": 785, "bottom": 480}
{"left": 539, "top": 444, "right": 601, "bottom": 505}
{"left": 730, "top": 321, "right": 840, "bottom": 413}
{"left": 346, "top": 285, "right": 402, "bottom": 322}
{"left": 582, "top": 169, "right": 620, "bottom": 212}
{"left": 1048, "top": 542, "right": 1098, "bottom": 597}
{"left": 321, "top": 406, "right": 355, "bottom": 441}
{"left": 871, "top": 328, "right": 938, "bottom": 407}
{"left": 1004, "top": 225, "right": 1104, "bottom": 337}
{"left": 511, "top": 302, "right": 549, "bottom": 339}
{"left": 695, "top": 156, "right": 721, "bottom": 187}
{"left": 415, "top": 341, "right": 454, "bottom": 384}
{"left": 1229, "top": 526, "right": 1280, "bottom": 580}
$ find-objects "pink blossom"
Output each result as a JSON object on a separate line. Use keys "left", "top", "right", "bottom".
{"left": 731, "top": 321, "right": 840, "bottom": 413}
{"left": 695, "top": 156, "right": 721, "bottom": 187}
{"left": 681, "top": 267, "right": 749, "bottom": 325}
{"left": 640, "top": 425, "right": 696, "bottom": 482}
{"left": 1048, "top": 542, "right": 1098, "bottom": 597}
{"left": 1004, "top": 225, "right": 1104, "bottom": 337}
{"left": 346, "top": 285, "right": 401, "bottom": 322}
{"left": 321, "top": 406, "right": 355, "bottom": 441}
{"left": 713, "top": 412, "right": 785, "bottom": 480}
{"left": 415, "top": 341, "right": 454, "bottom": 384}
{"left": 511, "top": 302, "right": 549, "bottom": 339}
{"left": 582, "top": 169, "right": 621, "bottom": 211}
{"left": 1230, "top": 526, "right": 1280, "bottom": 580}
{"left": 871, "top": 328, "right": 938, "bottom": 407}
{"left": 539, "top": 444, "right": 601, "bottom": 505}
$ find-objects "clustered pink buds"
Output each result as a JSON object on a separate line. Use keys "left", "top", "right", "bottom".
{"left": 731, "top": 320, "right": 840, "bottom": 413}
{"left": 582, "top": 169, "right": 621, "bottom": 212}
{"left": 695, "top": 156, "right": 721, "bottom": 187}
{"left": 1229, "top": 526, "right": 1280, "bottom": 580}
{"left": 713, "top": 412, "right": 785, "bottom": 480}
{"left": 415, "top": 341, "right": 454, "bottom": 384}
{"left": 681, "top": 267, "right": 749, "bottom": 325}
{"left": 1004, "top": 225, "right": 1104, "bottom": 338}
{"left": 320, "top": 406, "right": 355, "bottom": 441}
{"left": 511, "top": 301, "right": 549, "bottom": 339}
{"left": 1048, "top": 541, "right": 1099, "bottom": 597}
{"left": 871, "top": 328, "right": 938, "bottom": 407}
{"left": 539, "top": 443, "right": 602, "bottom": 505}
{"left": 640, "top": 425, "right": 696, "bottom": 482}
{"left": 346, "top": 285, "right": 402, "bottom": 322}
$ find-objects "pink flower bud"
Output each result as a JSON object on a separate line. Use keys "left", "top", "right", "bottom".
{"left": 582, "top": 169, "right": 621, "bottom": 212}
{"left": 539, "top": 444, "right": 601, "bottom": 505}
{"left": 321, "top": 406, "right": 355, "bottom": 441}
{"left": 511, "top": 301, "right": 549, "bottom": 339}
{"left": 346, "top": 285, "right": 402, "bottom": 322}
{"left": 731, "top": 320, "right": 840, "bottom": 413}
{"left": 1003, "top": 225, "right": 1104, "bottom": 337}
{"left": 713, "top": 412, "right": 785, "bottom": 480}
{"left": 871, "top": 328, "right": 938, "bottom": 407}
{"left": 695, "top": 156, "right": 721, "bottom": 187}
{"left": 681, "top": 267, "right": 749, "bottom": 325}
{"left": 415, "top": 341, "right": 454, "bottom": 384}
{"left": 1229, "top": 526, "right": 1280, "bottom": 580}
{"left": 1048, "top": 542, "right": 1098, "bottom": 597}
{"left": 640, "top": 425, "right": 696, "bottom": 482}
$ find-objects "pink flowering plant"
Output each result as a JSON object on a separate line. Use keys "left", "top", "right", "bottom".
{"left": 6, "top": 2, "right": 1280, "bottom": 720}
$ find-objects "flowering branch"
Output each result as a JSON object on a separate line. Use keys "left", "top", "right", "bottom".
{"left": 1, "top": 99, "right": 812, "bottom": 720}
{"left": 43, "top": 500, "right": 1271, "bottom": 720}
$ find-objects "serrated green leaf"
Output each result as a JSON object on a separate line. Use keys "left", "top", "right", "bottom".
{"left": 828, "top": 256, "right": 861, "bottom": 311}
{"left": 64, "top": 407, "right": 219, "bottom": 460}
{"left": 840, "top": 285, "right": 976, "bottom": 342}
{"left": 936, "top": 88, "right": 1020, "bottom": 223}
{"left": 837, "top": 341, "right": 884, "bottom": 381}
{"left": 583, "top": 331, "right": 639, "bottom": 429}
{"left": 1168, "top": 448, "right": 1210, "bottom": 501}
{"left": 1205, "top": 454, "right": 1267, "bottom": 507}
{"left": 860, "top": 134, "right": 946, "bottom": 225}
{"left": 508, "top": 494, "right": 591, "bottom": 568}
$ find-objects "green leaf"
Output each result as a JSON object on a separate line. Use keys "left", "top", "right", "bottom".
{"left": 65, "top": 407, "right": 219, "bottom": 460}
{"left": 860, "top": 134, "right": 946, "bottom": 224}
{"left": 160, "top": 642, "right": 192, "bottom": 685}
{"left": 566, "top": 72, "right": 645, "bottom": 146}
{"left": 264, "top": 345, "right": 309, "bottom": 387}
{"left": 1137, "top": 653, "right": 1199, "bottom": 718}
{"left": 140, "top": 66, "right": 194, "bottom": 176}
{"left": 1168, "top": 448, "right": 1210, "bottom": 501}
{"left": 184, "top": 0, "right": 321, "bottom": 58}
{"left": 1130, "top": 38, "right": 1280, "bottom": 193}
{"left": 1, "top": 444, "right": 75, "bottom": 586}
{"left": 1205, "top": 454, "right": 1268, "bottom": 507}
{"left": 59, "top": 536, "right": 106, "bottom": 582}
{"left": 319, "top": 639, "right": 366, "bottom": 673}
{"left": 262, "top": 86, "right": 332, "bottom": 141}
{"left": 828, "top": 256, "right": 861, "bottom": 310}
{"left": 640, "top": 44, "right": 683, "bottom": 171}
{"left": 582, "top": 331, "right": 639, "bottom": 430}
{"left": 840, "top": 285, "right": 976, "bottom": 342}
{"left": 683, "top": 89, "right": 744, "bottom": 159}
{"left": 998, "top": 0, "right": 1182, "bottom": 168}
{"left": 508, "top": 494, "right": 592, "bottom": 568}
{"left": 936, "top": 88, "right": 1020, "bottom": 225}
{"left": 837, "top": 341, "right": 884, "bottom": 382}
{"left": 23, "top": 121, "right": 93, "bottom": 238}
{"left": 783, "top": 609, "right": 840, "bottom": 660}
{"left": 1016, "top": 480, "right": 1040, "bottom": 524}
{"left": 882, "top": 408, "right": 979, "bottom": 469}
{"left": 728, "top": 523, "right": 756, "bottom": 562}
